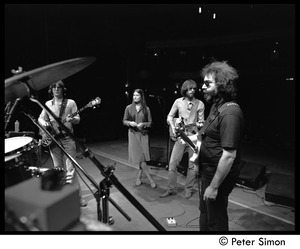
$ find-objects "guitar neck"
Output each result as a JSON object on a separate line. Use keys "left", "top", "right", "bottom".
{"left": 178, "top": 130, "right": 196, "bottom": 151}
{"left": 62, "top": 104, "right": 88, "bottom": 123}
{"left": 183, "top": 122, "right": 197, "bottom": 129}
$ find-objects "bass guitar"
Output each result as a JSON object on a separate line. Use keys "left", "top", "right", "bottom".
{"left": 41, "top": 97, "right": 101, "bottom": 147}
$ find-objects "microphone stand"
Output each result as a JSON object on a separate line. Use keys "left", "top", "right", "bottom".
{"left": 23, "top": 110, "right": 131, "bottom": 224}
{"left": 155, "top": 96, "right": 169, "bottom": 168}
{"left": 19, "top": 80, "right": 165, "bottom": 231}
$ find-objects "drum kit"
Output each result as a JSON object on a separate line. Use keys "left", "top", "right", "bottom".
{"left": 4, "top": 57, "right": 96, "bottom": 188}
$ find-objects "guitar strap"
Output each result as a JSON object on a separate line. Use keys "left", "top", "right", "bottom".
{"left": 198, "top": 107, "right": 220, "bottom": 137}
{"left": 192, "top": 100, "right": 200, "bottom": 124}
{"left": 57, "top": 98, "right": 68, "bottom": 134}
{"left": 182, "top": 99, "right": 200, "bottom": 135}
{"left": 199, "top": 101, "right": 239, "bottom": 137}
{"left": 59, "top": 98, "right": 68, "bottom": 120}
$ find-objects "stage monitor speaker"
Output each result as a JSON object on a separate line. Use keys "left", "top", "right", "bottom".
{"left": 265, "top": 173, "right": 295, "bottom": 207}
{"left": 148, "top": 146, "right": 168, "bottom": 169}
{"left": 149, "top": 146, "right": 167, "bottom": 163}
{"left": 5, "top": 177, "right": 80, "bottom": 231}
{"left": 237, "top": 161, "right": 267, "bottom": 189}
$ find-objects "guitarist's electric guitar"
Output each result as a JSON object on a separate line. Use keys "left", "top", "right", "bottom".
{"left": 169, "top": 117, "right": 198, "bottom": 141}
{"left": 41, "top": 97, "right": 101, "bottom": 147}
{"left": 173, "top": 118, "right": 201, "bottom": 164}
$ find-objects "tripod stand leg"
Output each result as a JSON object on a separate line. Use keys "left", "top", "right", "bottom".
{"left": 100, "top": 179, "right": 114, "bottom": 225}
{"left": 94, "top": 191, "right": 102, "bottom": 222}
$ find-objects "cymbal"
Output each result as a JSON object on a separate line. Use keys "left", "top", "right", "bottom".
{"left": 5, "top": 57, "right": 96, "bottom": 103}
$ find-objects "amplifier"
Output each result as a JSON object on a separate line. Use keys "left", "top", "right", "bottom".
{"left": 237, "top": 161, "right": 267, "bottom": 189}
{"left": 5, "top": 177, "right": 80, "bottom": 231}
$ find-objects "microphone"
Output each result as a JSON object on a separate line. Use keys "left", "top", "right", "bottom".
{"left": 149, "top": 94, "right": 162, "bottom": 99}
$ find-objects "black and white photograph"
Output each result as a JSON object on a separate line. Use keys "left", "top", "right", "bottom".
{"left": 4, "top": 4, "right": 295, "bottom": 235}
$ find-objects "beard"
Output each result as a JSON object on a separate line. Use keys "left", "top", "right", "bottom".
{"left": 203, "top": 91, "right": 215, "bottom": 103}
{"left": 186, "top": 92, "right": 195, "bottom": 99}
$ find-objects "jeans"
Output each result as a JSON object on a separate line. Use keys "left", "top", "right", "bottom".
{"left": 49, "top": 137, "right": 81, "bottom": 194}
{"left": 167, "top": 140, "right": 198, "bottom": 193}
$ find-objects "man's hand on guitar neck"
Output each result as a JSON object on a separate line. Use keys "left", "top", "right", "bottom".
{"left": 65, "top": 114, "right": 79, "bottom": 125}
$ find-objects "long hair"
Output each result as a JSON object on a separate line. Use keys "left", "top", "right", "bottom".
{"left": 133, "top": 89, "right": 148, "bottom": 117}
{"left": 201, "top": 61, "right": 238, "bottom": 101}
{"left": 180, "top": 79, "right": 197, "bottom": 97}
{"left": 48, "top": 80, "right": 67, "bottom": 98}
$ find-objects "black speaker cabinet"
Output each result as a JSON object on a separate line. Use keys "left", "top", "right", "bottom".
{"left": 237, "top": 161, "right": 267, "bottom": 189}
{"left": 265, "top": 173, "right": 295, "bottom": 207}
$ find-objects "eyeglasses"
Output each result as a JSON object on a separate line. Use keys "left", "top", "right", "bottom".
{"left": 202, "top": 80, "right": 213, "bottom": 87}
{"left": 188, "top": 87, "right": 197, "bottom": 91}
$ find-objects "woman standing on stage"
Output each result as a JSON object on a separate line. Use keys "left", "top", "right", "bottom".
{"left": 123, "top": 89, "right": 157, "bottom": 189}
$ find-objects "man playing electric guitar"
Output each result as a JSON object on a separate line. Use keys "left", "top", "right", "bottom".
{"left": 40, "top": 97, "right": 101, "bottom": 147}
{"left": 160, "top": 79, "right": 205, "bottom": 199}
{"left": 38, "top": 80, "right": 87, "bottom": 207}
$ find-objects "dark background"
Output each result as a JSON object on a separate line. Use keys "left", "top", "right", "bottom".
{"left": 5, "top": 4, "right": 295, "bottom": 151}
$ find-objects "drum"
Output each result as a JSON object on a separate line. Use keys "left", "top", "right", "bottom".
{"left": 5, "top": 136, "right": 39, "bottom": 167}
{"left": 5, "top": 137, "right": 37, "bottom": 188}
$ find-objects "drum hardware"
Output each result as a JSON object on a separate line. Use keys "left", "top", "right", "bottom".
{"left": 27, "top": 166, "right": 51, "bottom": 177}
{"left": 5, "top": 57, "right": 166, "bottom": 231}
{"left": 7, "top": 131, "right": 35, "bottom": 138}
{"left": 5, "top": 159, "right": 32, "bottom": 189}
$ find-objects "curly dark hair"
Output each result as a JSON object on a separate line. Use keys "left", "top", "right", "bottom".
{"left": 201, "top": 61, "right": 239, "bottom": 101}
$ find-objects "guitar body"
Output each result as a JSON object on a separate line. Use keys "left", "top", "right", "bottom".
{"left": 189, "top": 137, "right": 201, "bottom": 164}
{"left": 174, "top": 122, "right": 201, "bottom": 165}
{"left": 40, "top": 97, "right": 101, "bottom": 147}
{"left": 40, "top": 123, "right": 59, "bottom": 147}
{"left": 169, "top": 118, "right": 198, "bottom": 141}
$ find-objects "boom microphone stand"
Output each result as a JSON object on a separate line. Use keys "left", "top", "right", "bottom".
{"left": 22, "top": 84, "right": 165, "bottom": 230}
{"left": 23, "top": 109, "right": 131, "bottom": 224}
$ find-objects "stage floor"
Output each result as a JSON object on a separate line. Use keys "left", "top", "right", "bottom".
{"left": 41, "top": 134, "right": 295, "bottom": 232}
{"left": 7, "top": 134, "right": 294, "bottom": 232}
